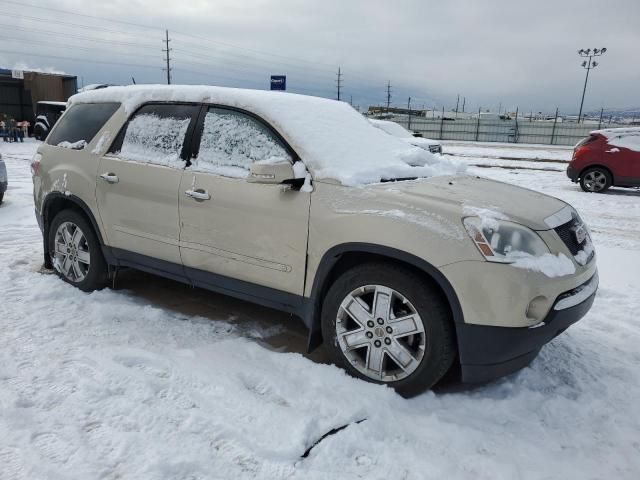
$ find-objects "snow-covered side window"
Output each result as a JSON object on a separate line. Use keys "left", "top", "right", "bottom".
{"left": 190, "top": 108, "right": 292, "bottom": 178}
{"left": 110, "top": 104, "right": 198, "bottom": 168}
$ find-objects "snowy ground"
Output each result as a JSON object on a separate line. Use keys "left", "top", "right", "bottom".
{"left": 1, "top": 139, "right": 639, "bottom": 480}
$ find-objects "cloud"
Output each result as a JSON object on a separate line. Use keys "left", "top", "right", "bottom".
{"left": 2, "top": 0, "right": 638, "bottom": 112}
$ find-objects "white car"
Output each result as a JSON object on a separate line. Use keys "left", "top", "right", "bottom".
{"left": 369, "top": 118, "right": 442, "bottom": 154}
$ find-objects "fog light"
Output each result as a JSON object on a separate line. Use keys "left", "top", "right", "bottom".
{"left": 526, "top": 296, "right": 549, "bottom": 322}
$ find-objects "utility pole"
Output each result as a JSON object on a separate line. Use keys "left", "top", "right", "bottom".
{"left": 407, "top": 97, "right": 412, "bottom": 130}
{"left": 462, "top": 96, "right": 466, "bottom": 113}
{"left": 336, "top": 66, "right": 343, "bottom": 101}
{"left": 385, "top": 82, "right": 392, "bottom": 113}
{"left": 349, "top": 95, "right": 353, "bottom": 106}
{"left": 577, "top": 47, "right": 607, "bottom": 123}
{"left": 455, "top": 94, "right": 460, "bottom": 114}
{"left": 162, "top": 29, "right": 172, "bottom": 85}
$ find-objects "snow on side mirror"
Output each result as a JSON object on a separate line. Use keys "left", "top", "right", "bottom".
{"left": 248, "top": 161, "right": 296, "bottom": 184}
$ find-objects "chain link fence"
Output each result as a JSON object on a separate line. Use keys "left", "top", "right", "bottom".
{"left": 391, "top": 116, "right": 628, "bottom": 146}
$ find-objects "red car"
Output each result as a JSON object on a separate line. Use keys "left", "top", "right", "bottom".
{"left": 567, "top": 127, "right": 640, "bottom": 193}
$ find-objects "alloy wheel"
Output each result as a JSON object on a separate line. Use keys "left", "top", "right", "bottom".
{"left": 583, "top": 170, "right": 608, "bottom": 192}
{"left": 52, "top": 221, "right": 91, "bottom": 282}
{"left": 335, "top": 285, "right": 426, "bottom": 382}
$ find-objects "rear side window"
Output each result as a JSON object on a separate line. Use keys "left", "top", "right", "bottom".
{"left": 47, "top": 103, "right": 119, "bottom": 148}
{"left": 575, "top": 135, "right": 598, "bottom": 148}
{"left": 109, "top": 104, "right": 198, "bottom": 168}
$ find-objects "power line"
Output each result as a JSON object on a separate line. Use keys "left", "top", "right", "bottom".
{"left": 0, "top": 0, "right": 337, "bottom": 70}
{"left": 1, "top": 0, "right": 381, "bottom": 85}
{"left": 10, "top": 12, "right": 158, "bottom": 39}
{"left": 0, "top": 35, "right": 159, "bottom": 61}
{"left": 0, "top": 0, "right": 444, "bottom": 107}
{"left": 0, "top": 0, "right": 162, "bottom": 31}
{"left": 0, "top": 48, "right": 160, "bottom": 70}
{"left": 0, "top": 22, "right": 159, "bottom": 50}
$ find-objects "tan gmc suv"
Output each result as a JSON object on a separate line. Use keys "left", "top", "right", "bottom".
{"left": 31, "top": 85, "right": 598, "bottom": 396}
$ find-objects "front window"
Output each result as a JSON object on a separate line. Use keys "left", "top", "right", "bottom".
{"left": 190, "top": 107, "right": 292, "bottom": 178}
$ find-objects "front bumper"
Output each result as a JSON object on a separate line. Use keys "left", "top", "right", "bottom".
{"left": 456, "top": 271, "right": 598, "bottom": 383}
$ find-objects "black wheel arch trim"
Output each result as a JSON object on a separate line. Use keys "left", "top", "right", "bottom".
{"left": 305, "top": 242, "right": 464, "bottom": 351}
{"left": 578, "top": 164, "right": 615, "bottom": 183}
{"left": 40, "top": 192, "right": 107, "bottom": 268}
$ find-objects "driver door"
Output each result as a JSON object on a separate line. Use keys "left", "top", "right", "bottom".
{"left": 178, "top": 106, "right": 311, "bottom": 295}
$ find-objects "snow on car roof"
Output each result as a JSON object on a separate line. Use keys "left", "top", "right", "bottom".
{"left": 69, "top": 85, "right": 462, "bottom": 186}
{"left": 592, "top": 127, "right": 640, "bottom": 152}
{"left": 592, "top": 127, "right": 640, "bottom": 137}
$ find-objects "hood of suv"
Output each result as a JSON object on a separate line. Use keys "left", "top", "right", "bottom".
{"left": 370, "top": 175, "right": 567, "bottom": 231}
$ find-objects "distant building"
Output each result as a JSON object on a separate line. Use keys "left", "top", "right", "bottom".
{"left": 0, "top": 68, "right": 77, "bottom": 130}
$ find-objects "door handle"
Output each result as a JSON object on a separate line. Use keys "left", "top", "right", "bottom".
{"left": 99, "top": 173, "right": 119, "bottom": 184}
{"left": 184, "top": 189, "right": 211, "bottom": 201}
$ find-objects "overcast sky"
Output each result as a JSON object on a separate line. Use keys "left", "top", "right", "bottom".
{"left": 1, "top": 0, "right": 638, "bottom": 113}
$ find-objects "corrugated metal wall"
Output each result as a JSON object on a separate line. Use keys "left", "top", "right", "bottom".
{"left": 0, "top": 71, "right": 77, "bottom": 124}
{"left": 393, "top": 116, "right": 627, "bottom": 146}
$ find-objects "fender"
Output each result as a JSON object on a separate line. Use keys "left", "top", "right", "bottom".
{"left": 41, "top": 192, "right": 115, "bottom": 267}
{"left": 305, "top": 242, "right": 465, "bottom": 351}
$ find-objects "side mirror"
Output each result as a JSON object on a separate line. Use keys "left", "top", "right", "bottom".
{"left": 248, "top": 161, "right": 296, "bottom": 184}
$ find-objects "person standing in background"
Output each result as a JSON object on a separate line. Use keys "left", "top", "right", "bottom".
{"left": 9, "top": 118, "right": 18, "bottom": 143}
{"left": 0, "top": 117, "right": 6, "bottom": 142}
{"left": 17, "top": 121, "right": 26, "bottom": 142}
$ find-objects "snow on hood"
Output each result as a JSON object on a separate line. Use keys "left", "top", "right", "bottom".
{"left": 371, "top": 175, "right": 569, "bottom": 231}
{"left": 69, "top": 85, "right": 463, "bottom": 186}
{"left": 592, "top": 127, "right": 640, "bottom": 152}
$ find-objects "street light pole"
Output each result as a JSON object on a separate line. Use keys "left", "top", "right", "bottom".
{"left": 577, "top": 47, "right": 606, "bottom": 123}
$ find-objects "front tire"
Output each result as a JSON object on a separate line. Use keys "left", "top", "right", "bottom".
{"left": 321, "top": 263, "right": 456, "bottom": 397}
{"left": 48, "top": 209, "right": 108, "bottom": 291}
{"left": 580, "top": 167, "right": 612, "bottom": 193}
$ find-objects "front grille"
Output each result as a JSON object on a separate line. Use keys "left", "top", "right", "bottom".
{"left": 554, "top": 219, "right": 586, "bottom": 255}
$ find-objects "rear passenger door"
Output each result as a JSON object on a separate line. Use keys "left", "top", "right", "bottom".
{"left": 95, "top": 103, "right": 199, "bottom": 268}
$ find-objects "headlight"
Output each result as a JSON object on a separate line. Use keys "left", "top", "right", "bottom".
{"left": 463, "top": 217, "right": 549, "bottom": 263}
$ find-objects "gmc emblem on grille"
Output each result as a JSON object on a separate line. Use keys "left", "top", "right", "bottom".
{"left": 573, "top": 224, "right": 587, "bottom": 244}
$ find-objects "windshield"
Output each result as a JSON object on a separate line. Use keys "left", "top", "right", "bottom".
{"left": 369, "top": 119, "right": 414, "bottom": 139}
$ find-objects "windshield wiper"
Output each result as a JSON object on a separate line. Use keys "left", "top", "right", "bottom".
{"left": 380, "top": 177, "right": 419, "bottom": 183}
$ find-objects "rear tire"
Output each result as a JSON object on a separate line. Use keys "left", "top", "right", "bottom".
{"left": 321, "top": 262, "right": 456, "bottom": 397}
{"left": 580, "top": 167, "right": 612, "bottom": 193}
{"left": 48, "top": 209, "right": 109, "bottom": 291}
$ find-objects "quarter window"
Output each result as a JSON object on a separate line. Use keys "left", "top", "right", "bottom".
{"left": 110, "top": 104, "right": 198, "bottom": 168}
{"left": 47, "top": 103, "right": 119, "bottom": 148}
{"left": 190, "top": 107, "right": 292, "bottom": 178}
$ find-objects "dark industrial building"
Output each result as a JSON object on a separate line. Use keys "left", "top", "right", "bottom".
{"left": 0, "top": 68, "right": 77, "bottom": 128}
